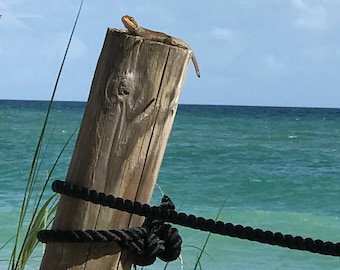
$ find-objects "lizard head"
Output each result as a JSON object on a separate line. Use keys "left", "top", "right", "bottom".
{"left": 121, "top": 15, "right": 139, "bottom": 32}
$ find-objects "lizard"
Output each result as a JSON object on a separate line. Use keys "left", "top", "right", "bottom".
{"left": 121, "top": 15, "right": 200, "bottom": 78}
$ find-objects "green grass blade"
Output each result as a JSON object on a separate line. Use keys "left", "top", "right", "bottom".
{"left": 183, "top": 245, "right": 221, "bottom": 270}
{"left": 9, "top": 0, "right": 83, "bottom": 268}
{"left": 193, "top": 193, "right": 230, "bottom": 270}
{"left": 19, "top": 194, "right": 58, "bottom": 268}
{"left": 0, "top": 236, "right": 15, "bottom": 251}
{"left": 14, "top": 125, "right": 79, "bottom": 269}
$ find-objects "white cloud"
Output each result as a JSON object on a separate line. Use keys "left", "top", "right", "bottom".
{"left": 0, "top": 11, "right": 30, "bottom": 30}
{"left": 250, "top": 53, "right": 287, "bottom": 80}
{"left": 34, "top": 33, "right": 87, "bottom": 61}
{"left": 68, "top": 36, "right": 88, "bottom": 59}
{"left": 264, "top": 53, "right": 286, "bottom": 72}
{"left": 211, "top": 27, "right": 235, "bottom": 41}
{"left": 17, "top": 14, "right": 43, "bottom": 20}
{"left": 0, "top": 1, "right": 32, "bottom": 29}
{"left": 291, "top": 0, "right": 328, "bottom": 30}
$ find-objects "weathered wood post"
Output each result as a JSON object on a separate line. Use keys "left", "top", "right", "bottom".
{"left": 39, "top": 28, "right": 192, "bottom": 269}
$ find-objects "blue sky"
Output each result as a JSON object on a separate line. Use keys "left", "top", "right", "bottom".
{"left": 1, "top": 0, "right": 340, "bottom": 107}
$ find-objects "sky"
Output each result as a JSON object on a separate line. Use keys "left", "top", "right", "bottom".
{"left": 1, "top": 0, "right": 340, "bottom": 108}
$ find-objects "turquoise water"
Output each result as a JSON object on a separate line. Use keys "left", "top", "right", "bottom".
{"left": 1, "top": 100, "right": 340, "bottom": 269}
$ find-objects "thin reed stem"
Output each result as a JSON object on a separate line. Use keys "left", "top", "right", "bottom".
{"left": 9, "top": 0, "right": 84, "bottom": 269}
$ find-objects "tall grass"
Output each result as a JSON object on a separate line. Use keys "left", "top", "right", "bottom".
{"left": 192, "top": 196, "right": 229, "bottom": 270}
{"left": 6, "top": 1, "right": 84, "bottom": 269}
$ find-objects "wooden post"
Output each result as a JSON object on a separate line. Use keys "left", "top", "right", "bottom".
{"left": 39, "top": 28, "right": 191, "bottom": 269}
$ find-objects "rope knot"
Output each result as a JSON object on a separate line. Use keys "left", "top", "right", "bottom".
{"left": 133, "top": 196, "right": 182, "bottom": 266}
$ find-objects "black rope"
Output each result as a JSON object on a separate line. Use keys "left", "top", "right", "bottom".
{"left": 38, "top": 224, "right": 181, "bottom": 266}
{"left": 39, "top": 180, "right": 340, "bottom": 260}
{"left": 38, "top": 191, "right": 182, "bottom": 266}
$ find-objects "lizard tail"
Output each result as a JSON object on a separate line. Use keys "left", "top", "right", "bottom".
{"left": 191, "top": 54, "right": 200, "bottom": 78}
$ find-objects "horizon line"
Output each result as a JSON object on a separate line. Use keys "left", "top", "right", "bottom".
{"left": 1, "top": 98, "right": 340, "bottom": 110}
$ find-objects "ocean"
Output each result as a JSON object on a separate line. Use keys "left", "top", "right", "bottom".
{"left": 1, "top": 100, "right": 340, "bottom": 269}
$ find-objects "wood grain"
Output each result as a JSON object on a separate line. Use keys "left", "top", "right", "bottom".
{"left": 39, "top": 28, "right": 191, "bottom": 270}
